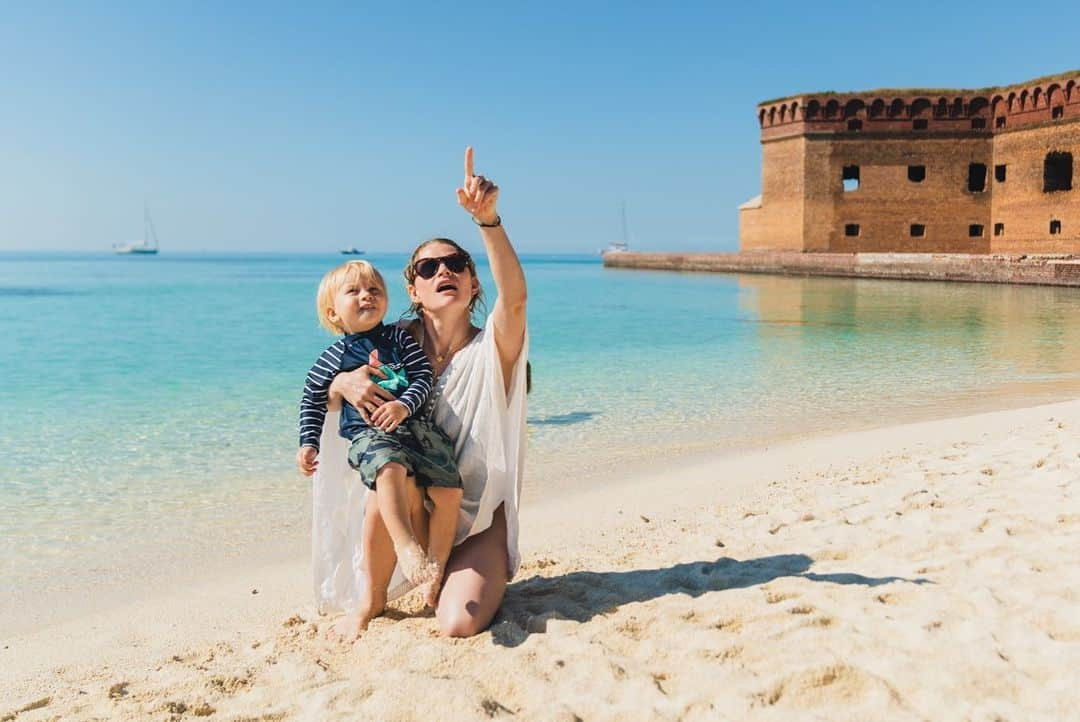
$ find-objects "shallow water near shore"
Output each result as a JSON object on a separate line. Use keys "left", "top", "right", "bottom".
{"left": 3, "top": 251, "right": 1080, "bottom": 626}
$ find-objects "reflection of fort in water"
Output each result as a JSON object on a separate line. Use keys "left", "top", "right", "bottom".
{"left": 741, "top": 70, "right": 1080, "bottom": 254}
{"left": 735, "top": 274, "right": 1080, "bottom": 380}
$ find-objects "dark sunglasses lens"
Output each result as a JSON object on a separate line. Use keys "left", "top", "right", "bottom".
{"left": 444, "top": 254, "right": 468, "bottom": 273}
{"left": 415, "top": 258, "right": 439, "bottom": 279}
{"left": 414, "top": 253, "right": 468, "bottom": 279}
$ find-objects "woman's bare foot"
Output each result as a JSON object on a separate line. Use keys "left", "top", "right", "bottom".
{"left": 325, "top": 598, "right": 385, "bottom": 643}
{"left": 395, "top": 539, "right": 439, "bottom": 585}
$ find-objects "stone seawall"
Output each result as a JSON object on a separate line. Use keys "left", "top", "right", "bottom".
{"left": 602, "top": 251, "right": 1080, "bottom": 287}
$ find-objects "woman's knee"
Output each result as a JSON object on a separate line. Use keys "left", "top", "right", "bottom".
{"left": 437, "top": 605, "right": 489, "bottom": 638}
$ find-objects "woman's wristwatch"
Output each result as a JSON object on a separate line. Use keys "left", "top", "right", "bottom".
{"left": 472, "top": 215, "right": 502, "bottom": 228}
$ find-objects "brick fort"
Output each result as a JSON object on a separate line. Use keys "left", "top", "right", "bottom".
{"left": 739, "top": 71, "right": 1080, "bottom": 254}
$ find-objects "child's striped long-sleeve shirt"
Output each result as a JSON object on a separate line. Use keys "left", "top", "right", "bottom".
{"left": 299, "top": 323, "right": 432, "bottom": 451}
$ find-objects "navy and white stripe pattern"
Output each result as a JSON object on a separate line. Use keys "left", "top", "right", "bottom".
{"left": 298, "top": 323, "right": 433, "bottom": 451}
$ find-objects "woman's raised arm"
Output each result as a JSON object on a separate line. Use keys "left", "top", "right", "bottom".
{"left": 456, "top": 147, "right": 527, "bottom": 386}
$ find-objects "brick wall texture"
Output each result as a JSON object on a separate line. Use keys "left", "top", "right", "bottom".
{"left": 740, "top": 72, "right": 1080, "bottom": 254}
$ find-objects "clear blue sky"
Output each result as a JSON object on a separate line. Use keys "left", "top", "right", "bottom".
{"left": 1, "top": 1, "right": 1076, "bottom": 253}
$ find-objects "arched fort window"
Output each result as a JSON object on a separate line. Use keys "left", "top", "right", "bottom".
{"left": 934, "top": 99, "right": 948, "bottom": 118}
{"left": 888, "top": 99, "right": 904, "bottom": 118}
{"left": 824, "top": 100, "right": 839, "bottom": 119}
{"left": 805, "top": 100, "right": 820, "bottom": 119}
{"left": 1044, "top": 152, "right": 1073, "bottom": 193}
{"left": 869, "top": 100, "right": 885, "bottom": 119}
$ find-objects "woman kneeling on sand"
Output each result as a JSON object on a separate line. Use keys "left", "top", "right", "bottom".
{"left": 312, "top": 147, "right": 528, "bottom": 639}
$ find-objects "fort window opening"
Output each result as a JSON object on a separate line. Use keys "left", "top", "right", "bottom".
{"left": 847, "top": 120, "right": 862, "bottom": 131}
{"left": 845, "top": 224, "right": 860, "bottom": 237}
{"left": 971, "top": 118, "right": 986, "bottom": 129}
{"left": 994, "top": 223, "right": 1005, "bottom": 237}
{"left": 842, "top": 165, "right": 860, "bottom": 192}
{"left": 968, "top": 163, "right": 987, "bottom": 193}
{"left": 908, "top": 165, "right": 926, "bottom": 183}
{"left": 910, "top": 224, "right": 926, "bottom": 237}
{"left": 913, "top": 119, "right": 928, "bottom": 130}
{"left": 1050, "top": 220, "right": 1062, "bottom": 235}
{"left": 1053, "top": 106, "right": 1064, "bottom": 120}
{"left": 1044, "top": 152, "right": 1074, "bottom": 192}
{"left": 995, "top": 116, "right": 1006, "bottom": 128}
{"left": 969, "top": 224, "right": 984, "bottom": 237}
{"left": 995, "top": 164, "right": 1007, "bottom": 183}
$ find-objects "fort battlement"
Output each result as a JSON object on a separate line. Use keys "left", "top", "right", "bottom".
{"left": 740, "top": 70, "right": 1080, "bottom": 254}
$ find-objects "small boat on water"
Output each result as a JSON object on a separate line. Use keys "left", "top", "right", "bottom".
{"left": 599, "top": 202, "right": 631, "bottom": 256}
{"left": 340, "top": 247, "right": 365, "bottom": 255}
{"left": 115, "top": 205, "right": 160, "bottom": 255}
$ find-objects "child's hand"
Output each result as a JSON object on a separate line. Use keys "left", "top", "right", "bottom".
{"left": 370, "top": 400, "right": 409, "bottom": 432}
{"left": 297, "top": 446, "right": 319, "bottom": 476}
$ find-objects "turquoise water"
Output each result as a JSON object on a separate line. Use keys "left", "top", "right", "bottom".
{"left": 4, "top": 252, "right": 1080, "bottom": 586}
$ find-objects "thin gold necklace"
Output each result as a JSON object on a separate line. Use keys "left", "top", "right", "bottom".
{"left": 419, "top": 322, "right": 472, "bottom": 366}
{"left": 433, "top": 333, "right": 470, "bottom": 364}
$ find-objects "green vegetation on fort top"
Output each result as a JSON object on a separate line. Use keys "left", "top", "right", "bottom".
{"left": 758, "top": 69, "right": 1080, "bottom": 107}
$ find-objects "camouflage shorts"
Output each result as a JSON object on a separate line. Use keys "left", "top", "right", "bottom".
{"left": 347, "top": 418, "right": 462, "bottom": 491}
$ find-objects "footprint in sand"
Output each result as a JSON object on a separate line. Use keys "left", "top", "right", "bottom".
{"left": 207, "top": 671, "right": 253, "bottom": 695}
{"left": 713, "top": 616, "right": 743, "bottom": 632}
{"left": 788, "top": 604, "right": 815, "bottom": 615}
{"left": 765, "top": 591, "right": 796, "bottom": 605}
{"left": 754, "top": 665, "right": 874, "bottom": 708}
{"left": 701, "top": 644, "right": 743, "bottom": 662}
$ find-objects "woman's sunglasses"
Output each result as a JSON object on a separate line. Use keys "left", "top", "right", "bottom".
{"left": 413, "top": 252, "right": 469, "bottom": 280}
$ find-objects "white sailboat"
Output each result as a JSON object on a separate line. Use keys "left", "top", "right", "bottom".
{"left": 599, "top": 202, "right": 631, "bottom": 255}
{"left": 114, "top": 205, "right": 160, "bottom": 255}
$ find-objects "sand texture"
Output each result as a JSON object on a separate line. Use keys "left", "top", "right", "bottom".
{"left": 4, "top": 400, "right": 1080, "bottom": 721}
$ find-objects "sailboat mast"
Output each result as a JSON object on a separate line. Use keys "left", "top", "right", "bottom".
{"left": 620, "top": 201, "right": 629, "bottom": 245}
{"left": 144, "top": 203, "right": 159, "bottom": 250}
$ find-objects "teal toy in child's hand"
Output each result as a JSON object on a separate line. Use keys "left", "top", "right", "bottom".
{"left": 375, "top": 365, "right": 409, "bottom": 393}
{"left": 368, "top": 349, "right": 408, "bottom": 393}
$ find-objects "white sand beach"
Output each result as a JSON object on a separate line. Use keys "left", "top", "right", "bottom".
{"left": 4, "top": 399, "right": 1080, "bottom": 721}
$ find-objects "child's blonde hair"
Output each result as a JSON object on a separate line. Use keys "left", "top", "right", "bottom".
{"left": 316, "top": 260, "right": 387, "bottom": 335}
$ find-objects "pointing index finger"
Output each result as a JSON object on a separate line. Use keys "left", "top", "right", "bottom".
{"left": 464, "top": 146, "right": 474, "bottom": 180}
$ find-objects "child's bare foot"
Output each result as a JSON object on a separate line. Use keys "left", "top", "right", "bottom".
{"left": 395, "top": 540, "right": 439, "bottom": 586}
{"left": 422, "top": 564, "right": 445, "bottom": 608}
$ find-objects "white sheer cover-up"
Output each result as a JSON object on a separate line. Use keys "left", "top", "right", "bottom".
{"left": 312, "top": 314, "right": 528, "bottom": 613}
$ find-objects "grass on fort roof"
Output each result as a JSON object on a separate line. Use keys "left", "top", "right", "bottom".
{"left": 758, "top": 69, "right": 1080, "bottom": 106}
